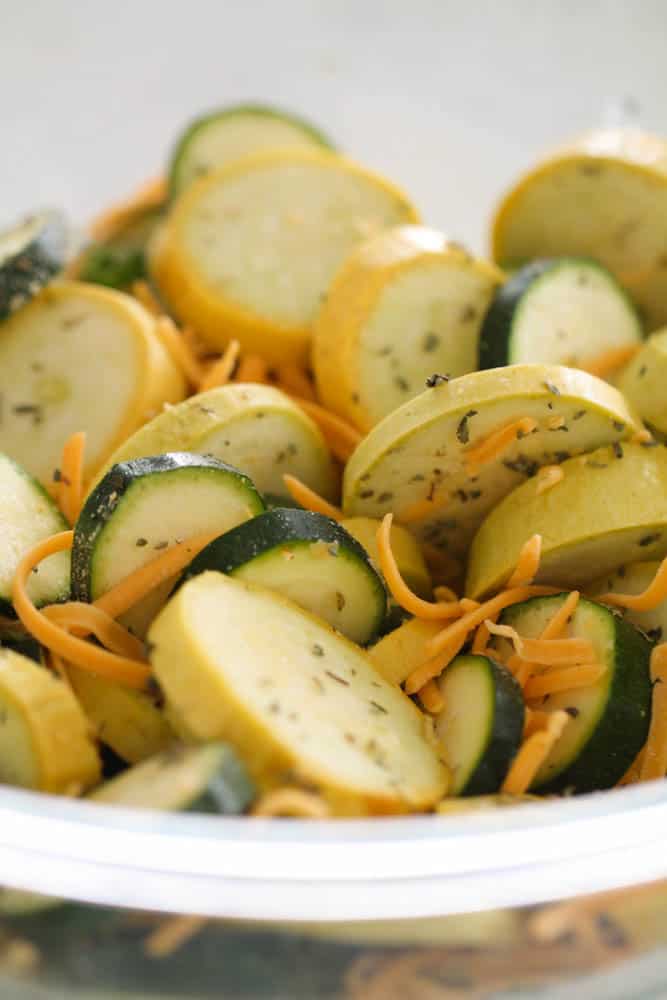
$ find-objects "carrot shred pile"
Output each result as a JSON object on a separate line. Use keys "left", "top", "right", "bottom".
{"left": 274, "top": 364, "right": 316, "bottom": 400}
{"left": 639, "top": 644, "right": 667, "bottom": 781}
{"left": 197, "top": 339, "right": 241, "bottom": 392}
{"left": 484, "top": 621, "right": 595, "bottom": 666}
{"left": 501, "top": 710, "right": 570, "bottom": 795}
{"left": 523, "top": 663, "right": 606, "bottom": 699}
{"left": 153, "top": 315, "right": 205, "bottom": 387}
{"left": 597, "top": 556, "right": 667, "bottom": 612}
{"left": 288, "top": 397, "right": 361, "bottom": 463}
{"left": 56, "top": 431, "right": 86, "bottom": 525}
{"left": 536, "top": 464, "right": 564, "bottom": 495}
{"left": 578, "top": 344, "right": 640, "bottom": 379}
{"left": 43, "top": 602, "right": 146, "bottom": 660}
{"left": 463, "top": 417, "right": 538, "bottom": 475}
{"left": 376, "top": 514, "right": 462, "bottom": 621}
{"left": 282, "top": 474, "right": 342, "bottom": 521}
{"left": 251, "top": 787, "right": 330, "bottom": 818}
{"left": 417, "top": 679, "right": 445, "bottom": 714}
{"left": 236, "top": 355, "right": 270, "bottom": 384}
{"left": 506, "top": 534, "right": 542, "bottom": 587}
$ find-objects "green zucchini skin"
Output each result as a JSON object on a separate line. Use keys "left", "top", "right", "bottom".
{"left": 0, "top": 210, "right": 68, "bottom": 319}
{"left": 168, "top": 103, "right": 335, "bottom": 199}
{"left": 77, "top": 206, "right": 162, "bottom": 290}
{"left": 436, "top": 654, "right": 525, "bottom": 797}
{"left": 500, "top": 594, "right": 652, "bottom": 794}
{"left": 478, "top": 257, "right": 641, "bottom": 370}
{"left": 177, "top": 507, "right": 387, "bottom": 645}
{"left": 71, "top": 452, "right": 265, "bottom": 603}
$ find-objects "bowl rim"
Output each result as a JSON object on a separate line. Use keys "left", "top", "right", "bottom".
{"left": 0, "top": 779, "right": 666, "bottom": 919}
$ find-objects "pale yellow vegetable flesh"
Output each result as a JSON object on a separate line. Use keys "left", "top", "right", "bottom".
{"left": 369, "top": 618, "right": 443, "bottom": 687}
{"left": 618, "top": 328, "right": 667, "bottom": 434}
{"left": 340, "top": 515, "right": 432, "bottom": 598}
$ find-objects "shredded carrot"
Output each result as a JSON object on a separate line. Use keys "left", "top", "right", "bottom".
{"left": 42, "top": 603, "right": 146, "bottom": 661}
{"left": 463, "top": 417, "right": 538, "bottom": 476}
{"left": 197, "top": 340, "right": 240, "bottom": 392}
{"left": 501, "top": 711, "right": 570, "bottom": 795}
{"left": 376, "top": 515, "right": 462, "bottom": 621}
{"left": 524, "top": 663, "right": 606, "bottom": 699}
{"left": 282, "top": 474, "right": 342, "bottom": 521}
{"left": 434, "top": 585, "right": 459, "bottom": 603}
{"left": 235, "top": 354, "right": 270, "bottom": 384}
{"left": 598, "top": 556, "right": 667, "bottom": 612}
{"left": 472, "top": 618, "right": 493, "bottom": 654}
{"left": 425, "top": 585, "right": 559, "bottom": 659}
{"left": 578, "top": 344, "right": 640, "bottom": 379}
{"left": 93, "top": 533, "right": 220, "bottom": 620}
{"left": 57, "top": 431, "right": 86, "bottom": 525}
{"left": 131, "top": 279, "right": 163, "bottom": 317}
{"left": 536, "top": 464, "right": 564, "bottom": 495}
{"left": 153, "top": 315, "right": 205, "bottom": 386}
{"left": 89, "top": 177, "right": 166, "bottom": 242}
{"left": 144, "top": 916, "right": 208, "bottom": 959}
{"left": 632, "top": 427, "right": 654, "bottom": 445}
{"left": 251, "top": 787, "right": 330, "bottom": 818}
{"left": 524, "top": 708, "right": 552, "bottom": 738}
{"left": 11, "top": 532, "right": 150, "bottom": 689}
{"left": 403, "top": 634, "right": 468, "bottom": 695}
{"left": 618, "top": 750, "right": 645, "bottom": 786}
{"left": 418, "top": 679, "right": 445, "bottom": 714}
{"left": 288, "top": 397, "right": 361, "bottom": 463}
{"left": 47, "top": 650, "right": 70, "bottom": 685}
{"left": 484, "top": 621, "right": 595, "bottom": 666}
{"left": 541, "top": 591, "right": 580, "bottom": 639}
{"left": 274, "top": 364, "right": 316, "bottom": 400}
{"left": 507, "top": 534, "right": 542, "bottom": 588}
{"left": 639, "top": 644, "right": 667, "bottom": 781}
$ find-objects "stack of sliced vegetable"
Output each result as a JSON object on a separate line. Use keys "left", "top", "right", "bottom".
{"left": 1, "top": 104, "right": 667, "bottom": 843}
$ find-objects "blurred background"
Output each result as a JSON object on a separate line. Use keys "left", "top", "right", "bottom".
{"left": 3, "top": 0, "right": 666, "bottom": 250}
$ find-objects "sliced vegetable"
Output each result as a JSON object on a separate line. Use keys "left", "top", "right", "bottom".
{"left": 0, "top": 453, "right": 69, "bottom": 616}
{"left": 467, "top": 443, "right": 667, "bottom": 600}
{"left": 67, "top": 667, "right": 174, "bottom": 764}
{"left": 369, "top": 617, "right": 448, "bottom": 686}
{"left": 90, "top": 743, "right": 255, "bottom": 814}
{"left": 0, "top": 648, "right": 100, "bottom": 792}
{"left": 492, "top": 128, "right": 667, "bottom": 329}
{"left": 148, "top": 572, "right": 448, "bottom": 815}
{"left": 177, "top": 508, "right": 386, "bottom": 645}
{"left": 168, "top": 103, "right": 334, "bottom": 198}
{"left": 0, "top": 281, "right": 187, "bottom": 485}
{"left": 72, "top": 452, "right": 264, "bottom": 637}
{"left": 478, "top": 258, "right": 641, "bottom": 370}
{"left": 495, "top": 594, "right": 652, "bottom": 792}
{"left": 618, "top": 328, "right": 667, "bottom": 435}
{"left": 589, "top": 561, "right": 667, "bottom": 643}
{"left": 95, "top": 382, "right": 336, "bottom": 500}
{"left": 152, "top": 148, "right": 418, "bottom": 365}
{"left": 340, "top": 515, "right": 432, "bottom": 599}
{"left": 0, "top": 210, "right": 67, "bottom": 319}
{"left": 343, "top": 364, "right": 640, "bottom": 558}
{"left": 312, "top": 226, "right": 502, "bottom": 430}
{"left": 433, "top": 654, "right": 524, "bottom": 796}
{"left": 436, "top": 794, "right": 538, "bottom": 815}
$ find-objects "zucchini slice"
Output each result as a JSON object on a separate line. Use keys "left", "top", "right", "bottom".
{"left": 495, "top": 594, "right": 651, "bottom": 792}
{"left": 0, "top": 453, "right": 69, "bottom": 616}
{"left": 168, "top": 103, "right": 334, "bottom": 199}
{"left": 0, "top": 210, "right": 67, "bottom": 319}
{"left": 369, "top": 617, "right": 443, "bottom": 686}
{"left": 467, "top": 442, "right": 667, "bottom": 600}
{"left": 479, "top": 258, "right": 642, "bottom": 370}
{"left": 67, "top": 668, "right": 174, "bottom": 764}
{"left": 0, "top": 649, "right": 100, "bottom": 793}
{"left": 72, "top": 452, "right": 265, "bottom": 636}
{"left": 618, "top": 328, "right": 667, "bottom": 435}
{"left": 312, "top": 226, "right": 502, "bottom": 431}
{"left": 148, "top": 572, "right": 448, "bottom": 814}
{"left": 90, "top": 743, "right": 255, "bottom": 814}
{"left": 152, "top": 149, "right": 418, "bottom": 365}
{"left": 492, "top": 128, "right": 667, "bottom": 329}
{"left": 434, "top": 654, "right": 524, "bottom": 796}
{"left": 0, "top": 281, "right": 187, "bottom": 485}
{"left": 343, "top": 364, "right": 640, "bottom": 558}
{"left": 340, "top": 516, "right": 432, "bottom": 599}
{"left": 589, "top": 561, "right": 667, "bottom": 644}
{"left": 96, "top": 382, "right": 337, "bottom": 500}
{"left": 177, "top": 508, "right": 386, "bottom": 645}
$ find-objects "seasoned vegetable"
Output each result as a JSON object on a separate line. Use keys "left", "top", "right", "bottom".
{"left": 0, "top": 453, "right": 69, "bottom": 617}
{"left": 492, "top": 128, "right": 667, "bottom": 328}
{"left": 0, "top": 281, "right": 186, "bottom": 485}
{"left": 343, "top": 364, "right": 640, "bottom": 558}
{"left": 0, "top": 648, "right": 100, "bottom": 792}
{"left": 618, "top": 328, "right": 667, "bottom": 435}
{"left": 177, "top": 508, "right": 386, "bottom": 645}
{"left": 340, "top": 516, "right": 432, "bottom": 599}
{"left": 91, "top": 743, "right": 255, "bottom": 814}
{"left": 72, "top": 452, "right": 264, "bottom": 636}
{"left": 94, "top": 382, "right": 337, "bottom": 501}
{"left": 434, "top": 654, "right": 525, "bottom": 796}
{"left": 168, "top": 103, "right": 334, "bottom": 198}
{"left": 152, "top": 149, "right": 418, "bottom": 365}
{"left": 479, "top": 258, "right": 642, "bottom": 370}
{"left": 589, "top": 561, "right": 667, "bottom": 643}
{"left": 467, "top": 443, "right": 667, "bottom": 599}
{"left": 369, "top": 617, "right": 443, "bottom": 686}
{"left": 313, "top": 226, "right": 502, "bottom": 430}
{"left": 0, "top": 210, "right": 67, "bottom": 319}
{"left": 495, "top": 594, "right": 652, "bottom": 792}
{"left": 148, "top": 572, "right": 448, "bottom": 814}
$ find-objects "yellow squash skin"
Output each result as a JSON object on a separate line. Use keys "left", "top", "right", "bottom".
{"left": 492, "top": 129, "right": 667, "bottom": 329}
{"left": 151, "top": 149, "right": 419, "bottom": 366}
